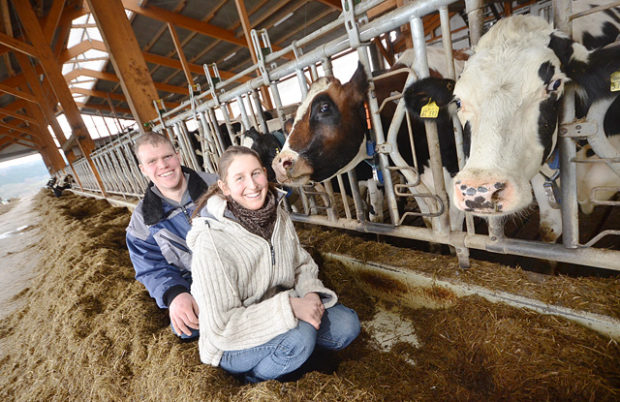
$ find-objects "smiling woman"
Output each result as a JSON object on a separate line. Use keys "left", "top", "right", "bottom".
{"left": 189, "top": 145, "right": 361, "bottom": 383}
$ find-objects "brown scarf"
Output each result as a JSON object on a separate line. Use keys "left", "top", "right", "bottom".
{"left": 227, "top": 188, "right": 278, "bottom": 240}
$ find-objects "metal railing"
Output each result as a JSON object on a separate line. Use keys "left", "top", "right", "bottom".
{"left": 66, "top": 0, "right": 620, "bottom": 271}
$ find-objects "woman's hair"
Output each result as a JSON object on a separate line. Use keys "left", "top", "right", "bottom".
{"left": 192, "top": 146, "right": 265, "bottom": 219}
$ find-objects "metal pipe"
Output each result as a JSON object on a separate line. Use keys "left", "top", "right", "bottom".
{"left": 411, "top": 16, "right": 450, "bottom": 236}
{"left": 465, "top": 0, "right": 484, "bottom": 46}
{"left": 290, "top": 214, "right": 620, "bottom": 271}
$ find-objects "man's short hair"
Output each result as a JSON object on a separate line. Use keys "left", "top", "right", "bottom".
{"left": 133, "top": 132, "right": 176, "bottom": 163}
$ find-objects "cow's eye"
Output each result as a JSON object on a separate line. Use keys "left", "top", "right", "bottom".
{"left": 319, "top": 103, "right": 330, "bottom": 113}
{"left": 454, "top": 98, "right": 462, "bottom": 109}
{"left": 546, "top": 79, "right": 562, "bottom": 93}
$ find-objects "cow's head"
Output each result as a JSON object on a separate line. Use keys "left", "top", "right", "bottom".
{"left": 241, "top": 127, "right": 284, "bottom": 182}
{"left": 272, "top": 63, "right": 369, "bottom": 186}
{"left": 450, "top": 15, "right": 598, "bottom": 216}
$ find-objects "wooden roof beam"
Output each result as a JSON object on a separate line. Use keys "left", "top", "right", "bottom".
{"left": 315, "top": 0, "right": 342, "bottom": 9}
{"left": 65, "top": 68, "right": 188, "bottom": 95}
{"left": 75, "top": 102, "right": 132, "bottom": 115}
{"left": 86, "top": 0, "right": 162, "bottom": 128}
{"left": 167, "top": 22, "right": 193, "bottom": 87}
{"left": 12, "top": 0, "right": 106, "bottom": 194}
{"left": 0, "top": 107, "right": 39, "bottom": 126}
{"left": 0, "top": 31, "right": 38, "bottom": 56}
{"left": 59, "top": 40, "right": 247, "bottom": 83}
{"left": 121, "top": 0, "right": 247, "bottom": 48}
{"left": 0, "top": 81, "right": 38, "bottom": 103}
{"left": 15, "top": 48, "right": 67, "bottom": 144}
{"left": 0, "top": 121, "right": 35, "bottom": 136}
{"left": 234, "top": 0, "right": 273, "bottom": 109}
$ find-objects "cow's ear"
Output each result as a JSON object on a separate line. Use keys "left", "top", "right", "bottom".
{"left": 548, "top": 32, "right": 620, "bottom": 101}
{"left": 283, "top": 118, "right": 294, "bottom": 135}
{"left": 548, "top": 33, "right": 589, "bottom": 80}
{"left": 347, "top": 62, "right": 369, "bottom": 101}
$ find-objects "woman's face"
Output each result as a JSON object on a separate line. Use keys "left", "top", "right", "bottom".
{"left": 219, "top": 154, "right": 269, "bottom": 210}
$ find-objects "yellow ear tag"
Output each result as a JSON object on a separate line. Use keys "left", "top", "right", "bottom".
{"left": 611, "top": 71, "right": 620, "bottom": 92}
{"left": 420, "top": 99, "right": 439, "bottom": 118}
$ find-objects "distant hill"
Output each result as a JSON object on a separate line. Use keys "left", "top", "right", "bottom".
{"left": 0, "top": 159, "right": 50, "bottom": 200}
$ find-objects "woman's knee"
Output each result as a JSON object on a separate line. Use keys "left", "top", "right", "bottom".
{"left": 276, "top": 321, "right": 317, "bottom": 360}
{"left": 319, "top": 304, "right": 361, "bottom": 349}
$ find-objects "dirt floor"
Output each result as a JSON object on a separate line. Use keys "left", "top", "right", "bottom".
{"left": 0, "top": 190, "right": 618, "bottom": 401}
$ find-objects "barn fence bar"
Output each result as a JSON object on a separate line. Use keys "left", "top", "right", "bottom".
{"left": 66, "top": 0, "right": 619, "bottom": 272}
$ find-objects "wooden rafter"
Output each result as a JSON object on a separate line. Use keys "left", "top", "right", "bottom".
{"left": 0, "top": 107, "right": 39, "bottom": 126}
{"left": 122, "top": 0, "right": 247, "bottom": 47}
{"left": 12, "top": 0, "right": 105, "bottom": 192}
{"left": 167, "top": 22, "right": 193, "bottom": 86}
{"left": 0, "top": 82, "right": 38, "bottom": 103}
{"left": 59, "top": 40, "right": 247, "bottom": 83}
{"left": 64, "top": 68, "right": 188, "bottom": 95}
{"left": 0, "top": 31, "right": 38, "bottom": 56}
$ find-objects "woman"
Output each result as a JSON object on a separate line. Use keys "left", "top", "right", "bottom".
{"left": 187, "top": 146, "right": 360, "bottom": 383}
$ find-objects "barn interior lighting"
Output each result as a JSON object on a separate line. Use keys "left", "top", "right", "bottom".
{"left": 223, "top": 52, "right": 237, "bottom": 62}
{"left": 274, "top": 12, "right": 294, "bottom": 27}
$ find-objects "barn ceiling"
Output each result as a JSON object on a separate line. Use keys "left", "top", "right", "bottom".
{"left": 0, "top": 0, "right": 502, "bottom": 169}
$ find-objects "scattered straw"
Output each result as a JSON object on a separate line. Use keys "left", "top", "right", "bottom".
{"left": 0, "top": 191, "right": 618, "bottom": 401}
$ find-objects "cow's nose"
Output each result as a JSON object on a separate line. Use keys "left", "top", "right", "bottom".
{"left": 276, "top": 154, "right": 294, "bottom": 171}
{"left": 453, "top": 179, "right": 508, "bottom": 213}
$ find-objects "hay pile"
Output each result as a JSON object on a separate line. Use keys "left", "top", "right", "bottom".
{"left": 0, "top": 191, "right": 618, "bottom": 401}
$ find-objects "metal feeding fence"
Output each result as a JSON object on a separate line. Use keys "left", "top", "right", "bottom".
{"left": 67, "top": 0, "right": 620, "bottom": 272}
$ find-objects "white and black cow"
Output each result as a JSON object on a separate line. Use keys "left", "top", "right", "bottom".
{"left": 404, "top": 4, "right": 620, "bottom": 241}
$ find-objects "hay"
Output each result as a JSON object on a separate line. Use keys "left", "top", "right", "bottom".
{"left": 0, "top": 191, "right": 618, "bottom": 401}
{"left": 297, "top": 226, "right": 620, "bottom": 320}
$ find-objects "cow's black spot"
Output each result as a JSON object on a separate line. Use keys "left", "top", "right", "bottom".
{"left": 460, "top": 184, "right": 467, "bottom": 190}
{"left": 477, "top": 186, "right": 488, "bottom": 193}
{"left": 604, "top": 95, "right": 620, "bottom": 137}
{"left": 548, "top": 33, "right": 574, "bottom": 70}
{"left": 474, "top": 196, "right": 485, "bottom": 203}
{"left": 538, "top": 92, "right": 560, "bottom": 163}
{"left": 582, "top": 21, "right": 620, "bottom": 50}
{"left": 494, "top": 182, "right": 505, "bottom": 190}
{"left": 466, "top": 187, "right": 476, "bottom": 195}
{"left": 463, "top": 121, "right": 471, "bottom": 159}
{"left": 538, "top": 61, "right": 555, "bottom": 85}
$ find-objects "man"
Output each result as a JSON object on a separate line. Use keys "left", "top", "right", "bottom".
{"left": 126, "top": 132, "right": 217, "bottom": 340}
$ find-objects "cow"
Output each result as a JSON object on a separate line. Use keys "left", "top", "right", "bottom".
{"left": 404, "top": 4, "right": 620, "bottom": 242}
{"left": 52, "top": 174, "right": 74, "bottom": 197}
{"left": 270, "top": 47, "right": 468, "bottom": 224}
{"left": 241, "top": 126, "right": 285, "bottom": 182}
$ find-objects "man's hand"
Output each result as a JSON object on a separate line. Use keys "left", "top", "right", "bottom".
{"left": 169, "top": 292, "right": 199, "bottom": 336}
{"left": 290, "top": 292, "right": 324, "bottom": 329}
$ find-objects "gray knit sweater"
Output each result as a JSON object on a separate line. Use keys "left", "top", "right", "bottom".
{"left": 186, "top": 194, "right": 338, "bottom": 366}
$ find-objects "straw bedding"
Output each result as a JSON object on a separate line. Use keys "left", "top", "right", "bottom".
{"left": 0, "top": 191, "right": 618, "bottom": 401}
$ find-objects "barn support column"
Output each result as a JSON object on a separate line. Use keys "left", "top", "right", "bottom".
{"left": 14, "top": 52, "right": 66, "bottom": 171}
{"left": 85, "top": 0, "right": 160, "bottom": 131}
{"left": 11, "top": 0, "right": 106, "bottom": 195}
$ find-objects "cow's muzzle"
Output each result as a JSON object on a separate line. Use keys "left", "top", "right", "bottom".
{"left": 272, "top": 151, "right": 314, "bottom": 186}
{"left": 453, "top": 178, "right": 512, "bottom": 215}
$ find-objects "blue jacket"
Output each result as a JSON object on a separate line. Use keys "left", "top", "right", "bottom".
{"left": 126, "top": 167, "right": 217, "bottom": 308}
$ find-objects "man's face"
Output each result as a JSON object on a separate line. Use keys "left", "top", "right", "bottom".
{"left": 137, "top": 142, "right": 185, "bottom": 196}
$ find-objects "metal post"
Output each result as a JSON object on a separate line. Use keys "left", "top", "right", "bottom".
{"left": 411, "top": 16, "right": 451, "bottom": 236}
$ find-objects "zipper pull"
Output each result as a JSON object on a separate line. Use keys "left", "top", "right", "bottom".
{"left": 270, "top": 244, "right": 275, "bottom": 265}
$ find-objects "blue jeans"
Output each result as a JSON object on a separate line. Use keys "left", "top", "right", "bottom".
{"left": 219, "top": 303, "right": 360, "bottom": 383}
{"left": 170, "top": 323, "right": 199, "bottom": 340}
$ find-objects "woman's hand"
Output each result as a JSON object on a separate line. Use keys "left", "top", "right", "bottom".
{"left": 289, "top": 292, "right": 325, "bottom": 329}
